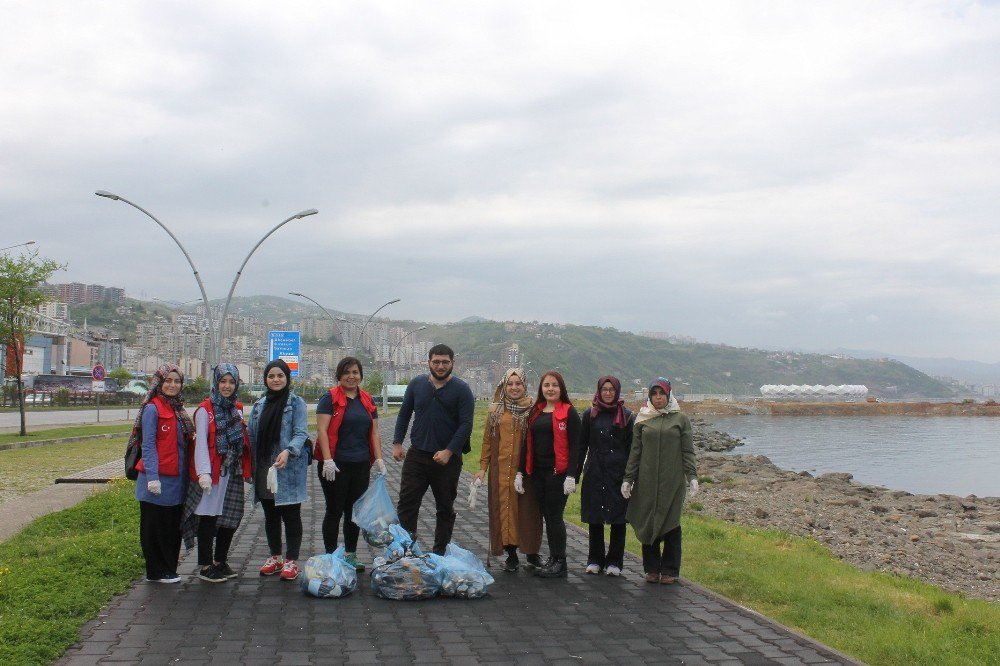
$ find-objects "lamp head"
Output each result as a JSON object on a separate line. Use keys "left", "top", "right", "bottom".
{"left": 95, "top": 190, "right": 120, "bottom": 200}
{"left": 295, "top": 209, "right": 318, "bottom": 219}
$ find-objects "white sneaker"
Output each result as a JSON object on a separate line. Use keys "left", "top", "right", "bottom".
{"left": 585, "top": 563, "right": 601, "bottom": 575}
{"left": 605, "top": 565, "right": 621, "bottom": 577}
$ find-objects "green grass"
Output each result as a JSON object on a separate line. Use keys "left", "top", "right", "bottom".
{"left": 0, "top": 437, "right": 127, "bottom": 503}
{"left": 0, "top": 424, "right": 132, "bottom": 447}
{"left": 0, "top": 480, "right": 143, "bottom": 665}
{"left": 463, "top": 402, "right": 1000, "bottom": 666}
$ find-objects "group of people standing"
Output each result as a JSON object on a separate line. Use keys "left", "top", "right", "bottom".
{"left": 478, "top": 370, "right": 698, "bottom": 583}
{"left": 132, "top": 343, "right": 697, "bottom": 587}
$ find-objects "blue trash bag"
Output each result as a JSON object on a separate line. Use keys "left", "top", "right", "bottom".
{"left": 351, "top": 474, "right": 398, "bottom": 547}
{"left": 431, "top": 543, "right": 494, "bottom": 599}
{"left": 381, "top": 523, "right": 424, "bottom": 561}
{"left": 300, "top": 547, "right": 358, "bottom": 598}
{"left": 370, "top": 555, "right": 440, "bottom": 601}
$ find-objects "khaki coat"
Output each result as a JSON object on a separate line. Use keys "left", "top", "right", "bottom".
{"left": 624, "top": 411, "right": 697, "bottom": 544}
{"left": 480, "top": 408, "right": 543, "bottom": 556}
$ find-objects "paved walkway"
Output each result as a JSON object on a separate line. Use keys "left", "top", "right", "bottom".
{"left": 58, "top": 417, "right": 859, "bottom": 665}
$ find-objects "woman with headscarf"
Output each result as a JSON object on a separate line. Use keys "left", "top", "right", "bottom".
{"left": 473, "top": 369, "right": 543, "bottom": 572}
{"left": 576, "top": 375, "right": 635, "bottom": 577}
{"left": 181, "top": 364, "right": 252, "bottom": 583}
{"left": 247, "top": 359, "right": 309, "bottom": 581}
{"left": 130, "top": 363, "right": 195, "bottom": 584}
{"left": 515, "top": 371, "right": 581, "bottom": 578}
{"left": 622, "top": 378, "right": 698, "bottom": 584}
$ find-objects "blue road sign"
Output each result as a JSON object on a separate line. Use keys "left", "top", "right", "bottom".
{"left": 267, "top": 331, "right": 301, "bottom": 378}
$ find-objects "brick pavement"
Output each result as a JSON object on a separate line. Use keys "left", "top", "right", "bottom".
{"left": 59, "top": 416, "right": 861, "bottom": 665}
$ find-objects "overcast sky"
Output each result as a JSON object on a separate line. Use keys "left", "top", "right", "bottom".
{"left": 3, "top": 1, "right": 999, "bottom": 362}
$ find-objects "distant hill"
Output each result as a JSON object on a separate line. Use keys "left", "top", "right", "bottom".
{"left": 830, "top": 348, "right": 1000, "bottom": 386}
{"left": 416, "top": 321, "right": 955, "bottom": 399}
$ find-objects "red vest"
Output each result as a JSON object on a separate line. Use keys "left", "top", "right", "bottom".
{"left": 135, "top": 395, "right": 184, "bottom": 477}
{"left": 313, "top": 386, "right": 379, "bottom": 463}
{"left": 525, "top": 401, "right": 571, "bottom": 475}
{"left": 190, "top": 399, "right": 252, "bottom": 483}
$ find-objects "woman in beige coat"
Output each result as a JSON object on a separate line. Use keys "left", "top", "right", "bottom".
{"left": 474, "top": 369, "right": 543, "bottom": 572}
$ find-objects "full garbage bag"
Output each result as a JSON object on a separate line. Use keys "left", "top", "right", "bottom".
{"left": 300, "top": 547, "right": 357, "bottom": 598}
{"left": 351, "top": 474, "right": 398, "bottom": 547}
{"left": 370, "top": 555, "right": 440, "bottom": 601}
{"left": 430, "top": 543, "right": 494, "bottom": 599}
{"left": 380, "top": 523, "right": 424, "bottom": 561}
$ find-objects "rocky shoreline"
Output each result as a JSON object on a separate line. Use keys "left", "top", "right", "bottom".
{"left": 690, "top": 420, "right": 999, "bottom": 603}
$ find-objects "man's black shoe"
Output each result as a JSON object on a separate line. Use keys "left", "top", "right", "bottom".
{"left": 523, "top": 554, "right": 543, "bottom": 570}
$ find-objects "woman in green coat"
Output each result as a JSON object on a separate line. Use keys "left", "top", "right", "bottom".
{"left": 622, "top": 378, "right": 698, "bottom": 584}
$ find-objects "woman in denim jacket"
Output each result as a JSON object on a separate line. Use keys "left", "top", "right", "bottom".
{"left": 248, "top": 359, "right": 310, "bottom": 580}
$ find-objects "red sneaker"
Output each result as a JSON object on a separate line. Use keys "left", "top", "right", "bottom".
{"left": 259, "top": 555, "right": 284, "bottom": 576}
{"left": 279, "top": 559, "right": 299, "bottom": 581}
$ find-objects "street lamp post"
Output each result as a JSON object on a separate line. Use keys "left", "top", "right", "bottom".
{"left": 358, "top": 299, "right": 400, "bottom": 356}
{"left": 385, "top": 324, "right": 426, "bottom": 379}
{"left": 0, "top": 240, "right": 36, "bottom": 252}
{"left": 95, "top": 191, "right": 217, "bottom": 367}
{"left": 335, "top": 317, "right": 365, "bottom": 351}
{"left": 96, "top": 190, "right": 317, "bottom": 369}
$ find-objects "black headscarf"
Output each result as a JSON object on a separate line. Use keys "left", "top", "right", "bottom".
{"left": 256, "top": 359, "right": 291, "bottom": 462}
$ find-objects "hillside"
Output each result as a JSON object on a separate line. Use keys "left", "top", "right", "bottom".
{"left": 414, "top": 320, "right": 955, "bottom": 399}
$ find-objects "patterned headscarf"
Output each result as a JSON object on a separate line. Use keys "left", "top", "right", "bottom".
{"left": 211, "top": 363, "right": 245, "bottom": 469}
{"left": 590, "top": 375, "right": 626, "bottom": 428}
{"left": 487, "top": 368, "right": 534, "bottom": 437}
{"left": 127, "top": 363, "right": 196, "bottom": 452}
{"left": 635, "top": 377, "right": 681, "bottom": 425}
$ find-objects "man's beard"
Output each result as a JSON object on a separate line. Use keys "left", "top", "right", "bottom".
{"left": 430, "top": 365, "right": 452, "bottom": 381}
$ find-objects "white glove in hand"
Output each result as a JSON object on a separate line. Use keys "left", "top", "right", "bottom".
{"left": 563, "top": 477, "right": 577, "bottom": 495}
{"left": 467, "top": 480, "right": 480, "bottom": 510}
{"left": 147, "top": 480, "right": 162, "bottom": 496}
{"left": 620, "top": 481, "right": 632, "bottom": 499}
{"left": 514, "top": 472, "right": 525, "bottom": 495}
{"left": 374, "top": 458, "right": 387, "bottom": 476}
{"left": 198, "top": 474, "right": 212, "bottom": 494}
{"left": 688, "top": 478, "right": 700, "bottom": 496}
{"left": 266, "top": 465, "right": 279, "bottom": 494}
{"left": 322, "top": 460, "right": 338, "bottom": 482}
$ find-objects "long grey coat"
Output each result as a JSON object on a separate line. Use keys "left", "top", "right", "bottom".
{"left": 623, "top": 411, "right": 696, "bottom": 544}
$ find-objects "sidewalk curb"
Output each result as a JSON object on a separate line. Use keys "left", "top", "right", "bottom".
{"left": 0, "top": 432, "right": 129, "bottom": 452}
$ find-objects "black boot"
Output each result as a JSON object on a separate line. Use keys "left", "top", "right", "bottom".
{"left": 502, "top": 546, "right": 519, "bottom": 572}
{"left": 523, "top": 554, "right": 543, "bottom": 571}
{"left": 537, "top": 558, "right": 567, "bottom": 578}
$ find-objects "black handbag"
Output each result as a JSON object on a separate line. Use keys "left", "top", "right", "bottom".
{"left": 124, "top": 438, "right": 141, "bottom": 480}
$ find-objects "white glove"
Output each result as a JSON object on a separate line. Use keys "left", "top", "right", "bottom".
{"left": 467, "top": 479, "right": 481, "bottom": 510}
{"left": 374, "top": 458, "right": 387, "bottom": 476}
{"left": 621, "top": 481, "right": 632, "bottom": 499}
{"left": 563, "top": 477, "right": 577, "bottom": 495}
{"left": 147, "top": 480, "right": 162, "bottom": 496}
{"left": 198, "top": 474, "right": 212, "bottom": 494}
{"left": 514, "top": 472, "right": 525, "bottom": 495}
{"left": 322, "top": 460, "right": 338, "bottom": 482}
{"left": 688, "top": 478, "right": 700, "bottom": 496}
{"left": 266, "top": 465, "right": 278, "bottom": 494}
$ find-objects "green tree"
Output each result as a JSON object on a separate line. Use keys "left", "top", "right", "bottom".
{"left": 363, "top": 370, "right": 385, "bottom": 396}
{"left": 182, "top": 375, "right": 210, "bottom": 402}
{"left": 108, "top": 366, "right": 132, "bottom": 391}
{"left": 0, "top": 249, "right": 64, "bottom": 435}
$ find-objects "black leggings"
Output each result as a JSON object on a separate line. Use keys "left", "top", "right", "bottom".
{"left": 588, "top": 523, "right": 626, "bottom": 569}
{"left": 196, "top": 515, "right": 237, "bottom": 567}
{"left": 318, "top": 460, "right": 371, "bottom": 553}
{"left": 259, "top": 499, "right": 302, "bottom": 561}
{"left": 529, "top": 470, "right": 569, "bottom": 560}
{"left": 641, "top": 525, "right": 682, "bottom": 576}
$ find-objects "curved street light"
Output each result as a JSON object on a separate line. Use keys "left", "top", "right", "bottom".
{"left": 385, "top": 324, "right": 427, "bottom": 377}
{"left": 0, "top": 240, "right": 36, "bottom": 252}
{"left": 97, "top": 190, "right": 317, "bottom": 369}
{"left": 358, "top": 298, "right": 400, "bottom": 356}
{"left": 95, "top": 190, "right": 217, "bottom": 366}
{"left": 335, "top": 316, "right": 365, "bottom": 349}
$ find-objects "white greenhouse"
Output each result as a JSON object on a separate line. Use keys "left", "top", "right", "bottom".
{"left": 758, "top": 384, "right": 869, "bottom": 400}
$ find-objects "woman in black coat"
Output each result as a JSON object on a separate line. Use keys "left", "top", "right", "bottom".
{"left": 576, "top": 375, "right": 634, "bottom": 576}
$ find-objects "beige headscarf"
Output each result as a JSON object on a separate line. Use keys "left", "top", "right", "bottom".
{"left": 486, "top": 368, "right": 534, "bottom": 437}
